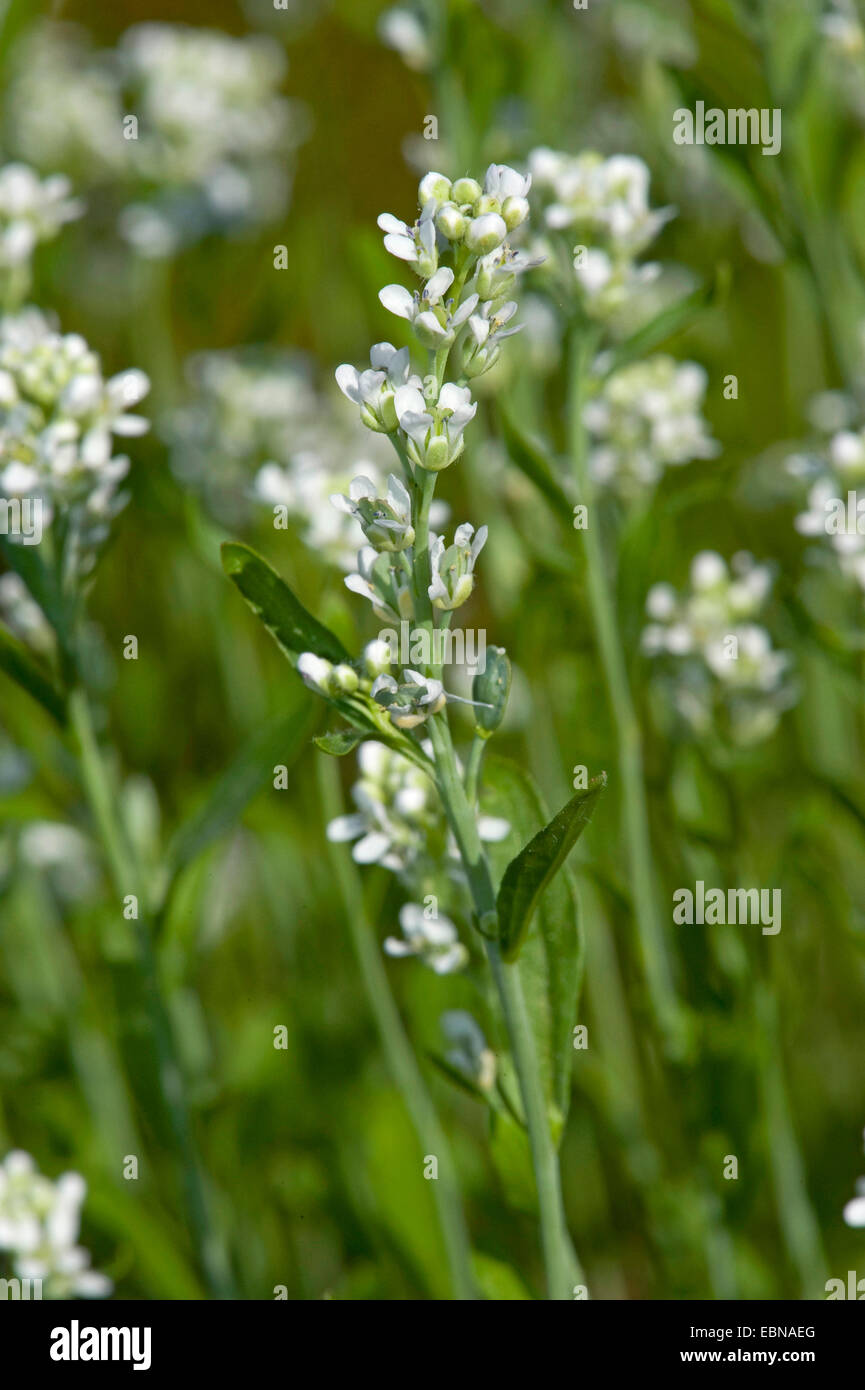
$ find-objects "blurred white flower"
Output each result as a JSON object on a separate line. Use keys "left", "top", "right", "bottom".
{"left": 326, "top": 740, "right": 440, "bottom": 873}
{"left": 0, "top": 1151, "right": 111, "bottom": 1299}
{"left": 584, "top": 355, "right": 717, "bottom": 495}
{"left": 384, "top": 903, "right": 468, "bottom": 973}
{"left": 642, "top": 552, "right": 793, "bottom": 744}
{"left": 0, "top": 163, "right": 82, "bottom": 272}
{"left": 378, "top": 7, "right": 433, "bottom": 71}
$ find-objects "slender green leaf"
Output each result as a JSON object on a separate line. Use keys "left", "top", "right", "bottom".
{"left": 497, "top": 406, "right": 574, "bottom": 524}
{"left": 221, "top": 542, "right": 350, "bottom": 667}
{"left": 496, "top": 771, "right": 606, "bottom": 962}
{"left": 601, "top": 277, "right": 723, "bottom": 377}
{"left": 0, "top": 624, "right": 66, "bottom": 724}
{"left": 482, "top": 757, "right": 596, "bottom": 1138}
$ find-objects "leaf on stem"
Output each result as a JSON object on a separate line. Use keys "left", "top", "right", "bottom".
{"left": 221, "top": 542, "right": 350, "bottom": 667}
{"left": 313, "top": 728, "right": 364, "bottom": 757}
{"left": 496, "top": 771, "right": 605, "bottom": 963}
{"left": 0, "top": 624, "right": 66, "bottom": 724}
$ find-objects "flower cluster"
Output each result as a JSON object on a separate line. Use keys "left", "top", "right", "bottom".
{"left": 7, "top": 23, "right": 302, "bottom": 258}
{"left": 0, "top": 306, "right": 149, "bottom": 560}
{"left": 642, "top": 551, "right": 793, "bottom": 744}
{"left": 0, "top": 162, "right": 82, "bottom": 275}
{"left": 528, "top": 148, "right": 673, "bottom": 319}
{"left": 790, "top": 420, "right": 865, "bottom": 594}
{"left": 583, "top": 356, "right": 718, "bottom": 496}
{"left": 0, "top": 1150, "right": 111, "bottom": 1298}
{"left": 169, "top": 347, "right": 404, "bottom": 566}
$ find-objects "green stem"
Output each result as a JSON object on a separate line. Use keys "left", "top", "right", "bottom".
{"left": 464, "top": 732, "right": 486, "bottom": 805}
{"left": 567, "top": 329, "right": 681, "bottom": 1053}
{"left": 68, "top": 686, "right": 233, "bottom": 1299}
{"left": 316, "top": 754, "right": 478, "bottom": 1300}
{"left": 427, "top": 713, "right": 583, "bottom": 1299}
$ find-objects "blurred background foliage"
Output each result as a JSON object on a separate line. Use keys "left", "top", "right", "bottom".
{"left": 1, "top": 0, "right": 864, "bottom": 1299}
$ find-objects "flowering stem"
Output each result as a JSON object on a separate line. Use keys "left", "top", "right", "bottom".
{"left": 315, "top": 753, "right": 478, "bottom": 1300}
{"left": 566, "top": 328, "right": 682, "bottom": 1054}
{"left": 67, "top": 686, "right": 233, "bottom": 1299}
{"left": 464, "top": 732, "right": 486, "bottom": 805}
{"left": 427, "top": 712, "right": 584, "bottom": 1299}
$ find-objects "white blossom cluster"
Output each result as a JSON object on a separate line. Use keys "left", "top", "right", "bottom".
{"left": 642, "top": 551, "right": 793, "bottom": 744}
{"left": 0, "top": 1150, "right": 111, "bottom": 1298}
{"left": 528, "top": 148, "right": 674, "bottom": 319}
{"left": 0, "top": 306, "right": 149, "bottom": 558}
{"left": 583, "top": 355, "right": 718, "bottom": 496}
{"left": 169, "top": 348, "right": 412, "bottom": 568}
{"left": 789, "top": 421, "right": 865, "bottom": 594}
{"left": 324, "top": 740, "right": 507, "bottom": 972}
{"left": 0, "top": 162, "right": 82, "bottom": 275}
{"left": 6, "top": 23, "right": 302, "bottom": 258}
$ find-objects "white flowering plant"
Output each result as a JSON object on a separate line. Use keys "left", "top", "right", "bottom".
{"left": 224, "top": 162, "right": 606, "bottom": 1301}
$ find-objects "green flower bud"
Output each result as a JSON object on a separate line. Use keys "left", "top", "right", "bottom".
{"left": 451, "top": 177, "right": 482, "bottom": 206}
{"left": 472, "top": 646, "right": 511, "bottom": 734}
{"left": 332, "top": 664, "right": 360, "bottom": 695}
{"left": 418, "top": 172, "right": 452, "bottom": 207}
{"left": 465, "top": 213, "right": 508, "bottom": 255}
{"left": 424, "top": 433, "right": 452, "bottom": 471}
{"left": 475, "top": 194, "right": 501, "bottom": 217}
{"left": 501, "top": 195, "right": 530, "bottom": 231}
{"left": 436, "top": 202, "right": 468, "bottom": 240}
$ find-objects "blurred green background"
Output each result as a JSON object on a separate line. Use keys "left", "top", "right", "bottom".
{"left": 1, "top": 0, "right": 864, "bottom": 1299}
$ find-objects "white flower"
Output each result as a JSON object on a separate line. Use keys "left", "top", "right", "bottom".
{"left": 0, "top": 1151, "right": 111, "bottom": 1299}
{"left": 428, "top": 523, "right": 488, "bottom": 610}
{"left": 379, "top": 268, "right": 478, "bottom": 349}
{"left": 378, "top": 7, "right": 432, "bottom": 70}
{"left": 384, "top": 903, "right": 468, "bottom": 973}
{"left": 530, "top": 148, "right": 673, "bottom": 255}
{"left": 0, "top": 163, "right": 82, "bottom": 270}
{"left": 335, "top": 342, "right": 421, "bottom": 433}
{"left": 331, "top": 473, "right": 414, "bottom": 551}
{"left": 585, "top": 355, "right": 717, "bottom": 495}
{"left": 345, "top": 546, "right": 414, "bottom": 623}
{"left": 372, "top": 669, "right": 447, "bottom": 728}
{"left": 394, "top": 381, "right": 477, "bottom": 472}
{"left": 326, "top": 740, "right": 439, "bottom": 873}
{"left": 460, "top": 300, "right": 521, "bottom": 378}
{"left": 378, "top": 201, "right": 439, "bottom": 277}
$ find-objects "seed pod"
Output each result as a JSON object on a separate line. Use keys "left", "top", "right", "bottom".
{"left": 472, "top": 646, "right": 511, "bottom": 734}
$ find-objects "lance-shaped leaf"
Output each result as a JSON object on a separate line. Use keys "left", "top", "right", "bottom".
{"left": 483, "top": 758, "right": 595, "bottom": 1141}
{"left": 221, "top": 542, "right": 350, "bottom": 667}
{"left": 0, "top": 624, "right": 66, "bottom": 724}
{"left": 496, "top": 771, "right": 606, "bottom": 962}
{"left": 497, "top": 406, "right": 574, "bottom": 524}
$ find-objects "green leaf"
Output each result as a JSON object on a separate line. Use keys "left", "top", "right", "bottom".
{"left": 471, "top": 1250, "right": 533, "bottom": 1301}
{"left": 601, "top": 276, "right": 725, "bottom": 377}
{"left": 496, "top": 771, "right": 606, "bottom": 962}
{"left": 482, "top": 757, "right": 599, "bottom": 1138}
{"left": 497, "top": 406, "right": 574, "bottom": 524}
{"left": 314, "top": 728, "right": 363, "bottom": 757}
{"left": 0, "top": 624, "right": 66, "bottom": 724}
{"left": 221, "top": 542, "right": 350, "bottom": 667}
{"left": 163, "top": 704, "right": 313, "bottom": 888}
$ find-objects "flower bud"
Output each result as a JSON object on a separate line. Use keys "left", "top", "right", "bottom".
{"left": 418, "top": 172, "right": 452, "bottom": 208}
{"left": 363, "top": 639, "right": 393, "bottom": 678}
{"left": 451, "top": 177, "right": 482, "bottom": 206}
{"left": 474, "top": 195, "right": 501, "bottom": 217}
{"left": 436, "top": 202, "right": 468, "bottom": 241}
{"left": 472, "top": 646, "right": 511, "bottom": 734}
{"left": 424, "top": 433, "right": 452, "bottom": 471}
{"left": 465, "top": 213, "right": 508, "bottom": 255}
{"left": 501, "top": 195, "right": 530, "bottom": 231}
{"left": 332, "top": 663, "right": 360, "bottom": 695}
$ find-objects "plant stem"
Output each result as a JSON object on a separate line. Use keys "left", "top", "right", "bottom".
{"left": 316, "top": 754, "right": 478, "bottom": 1300}
{"left": 68, "top": 686, "right": 233, "bottom": 1299}
{"left": 427, "top": 713, "right": 584, "bottom": 1299}
{"left": 567, "top": 328, "right": 682, "bottom": 1053}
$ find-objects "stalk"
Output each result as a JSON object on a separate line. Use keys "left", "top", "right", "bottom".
{"left": 68, "top": 686, "right": 233, "bottom": 1299}
{"left": 427, "top": 713, "right": 584, "bottom": 1299}
{"left": 316, "top": 754, "right": 478, "bottom": 1300}
{"left": 567, "top": 328, "right": 681, "bottom": 1053}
